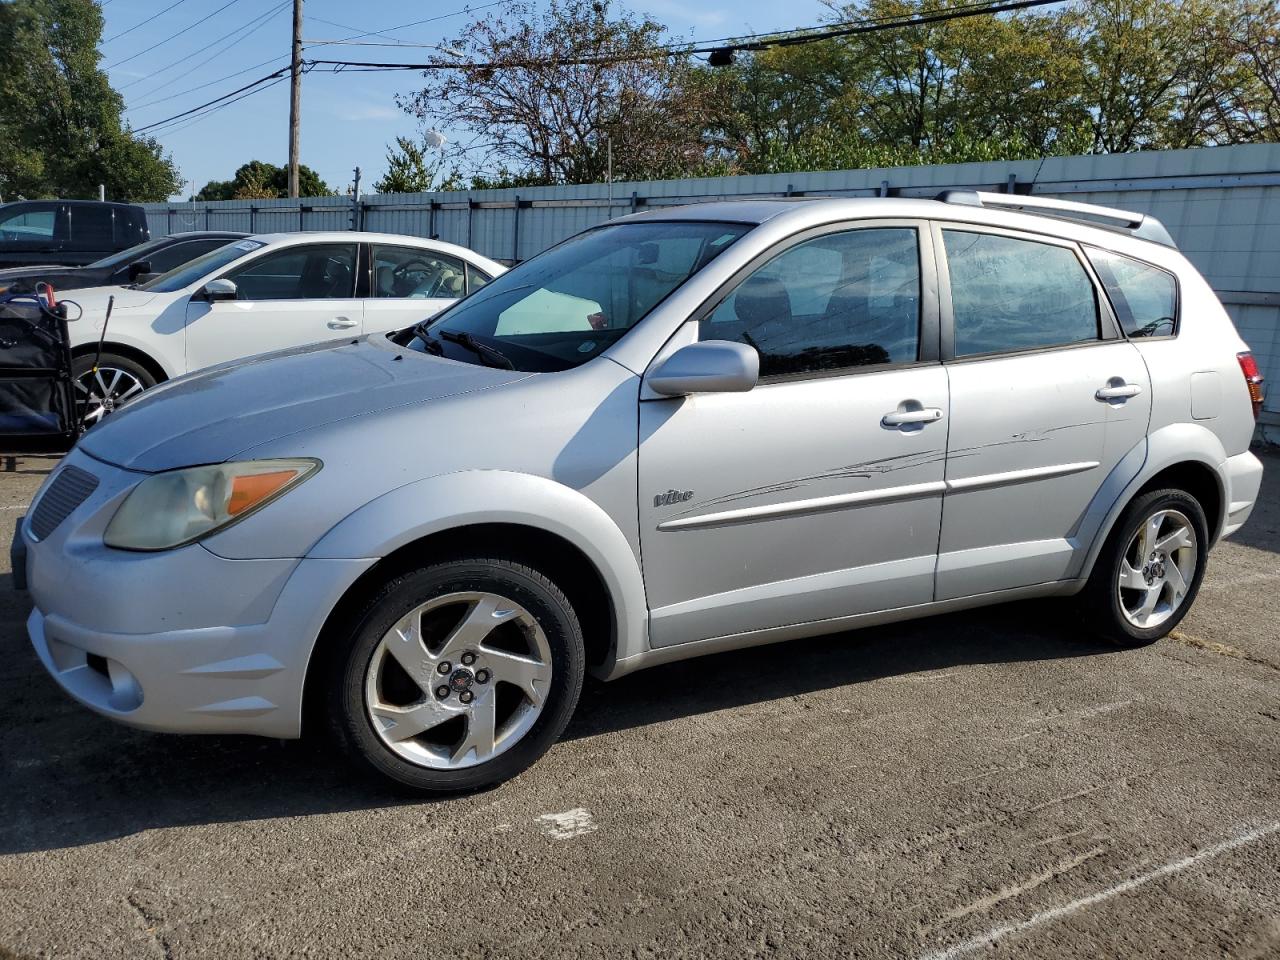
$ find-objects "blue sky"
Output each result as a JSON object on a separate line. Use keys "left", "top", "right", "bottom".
{"left": 101, "top": 0, "right": 831, "bottom": 198}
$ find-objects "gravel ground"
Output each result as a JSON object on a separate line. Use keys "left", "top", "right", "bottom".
{"left": 1, "top": 448, "right": 1277, "bottom": 960}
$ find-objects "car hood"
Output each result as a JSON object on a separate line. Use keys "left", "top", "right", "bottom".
{"left": 66, "top": 284, "right": 160, "bottom": 312}
{"left": 78, "top": 337, "right": 531, "bottom": 472}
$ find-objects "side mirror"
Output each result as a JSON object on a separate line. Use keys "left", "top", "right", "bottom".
{"left": 647, "top": 340, "right": 759, "bottom": 397}
{"left": 126, "top": 260, "right": 152, "bottom": 282}
{"left": 202, "top": 278, "right": 238, "bottom": 302}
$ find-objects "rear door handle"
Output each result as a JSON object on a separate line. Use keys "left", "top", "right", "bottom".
{"left": 1096, "top": 380, "right": 1142, "bottom": 401}
{"left": 328, "top": 317, "right": 358, "bottom": 329}
{"left": 882, "top": 406, "right": 944, "bottom": 427}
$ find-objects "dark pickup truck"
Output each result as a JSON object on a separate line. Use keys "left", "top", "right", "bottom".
{"left": 0, "top": 200, "right": 150, "bottom": 269}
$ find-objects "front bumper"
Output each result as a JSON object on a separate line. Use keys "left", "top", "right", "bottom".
{"left": 21, "top": 448, "right": 375, "bottom": 738}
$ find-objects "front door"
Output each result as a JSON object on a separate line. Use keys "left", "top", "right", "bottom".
{"left": 638, "top": 222, "right": 949, "bottom": 648}
{"left": 184, "top": 242, "right": 363, "bottom": 372}
{"left": 934, "top": 224, "right": 1152, "bottom": 600}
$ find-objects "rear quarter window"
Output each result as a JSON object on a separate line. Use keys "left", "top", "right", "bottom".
{"left": 1084, "top": 246, "right": 1178, "bottom": 338}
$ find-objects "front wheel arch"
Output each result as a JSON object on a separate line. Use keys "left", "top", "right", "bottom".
{"left": 301, "top": 522, "right": 616, "bottom": 739}
{"left": 71, "top": 342, "right": 169, "bottom": 386}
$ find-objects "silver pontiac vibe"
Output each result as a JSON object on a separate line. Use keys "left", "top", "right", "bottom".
{"left": 16, "top": 195, "right": 1266, "bottom": 792}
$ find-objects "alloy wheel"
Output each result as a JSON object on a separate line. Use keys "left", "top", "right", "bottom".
{"left": 1116, "top": 508, "right": 1198, "bottom": 630}
{"left": 363, "top": 591, "right": 553, "bottom": 770}
{"left": 75, "top": 366, "right": 145, "bottom": 424}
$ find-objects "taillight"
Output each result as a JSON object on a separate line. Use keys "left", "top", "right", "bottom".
{"left": 1237, "top": 352, "right": 1265, "bottom": 419}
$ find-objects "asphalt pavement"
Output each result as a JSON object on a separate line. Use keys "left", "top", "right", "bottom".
{"left": 1, "top": 448, "right": 1277, "bottom": 959}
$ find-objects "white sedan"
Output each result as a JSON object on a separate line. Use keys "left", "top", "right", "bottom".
{"left": 64, "top": 231, "right": 505, "bottom": 421}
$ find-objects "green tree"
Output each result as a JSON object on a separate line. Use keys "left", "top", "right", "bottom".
{"left": 195, "top": 161, "right": 333, "bottom": 201}
{"left": 0, "top": 0, "right": 180, "bottom": 201}
{"left": 373, "top": 135, "right": 464, "bottom": 193}
{"left": 399, "top": 0, "right": 717, "bottom": 184}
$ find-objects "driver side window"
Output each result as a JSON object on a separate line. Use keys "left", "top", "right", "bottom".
{"left": 702, "top": 227, "right": 921, "bottom": 378}
{"left": 226, "top": 243, "right": 356, "bottom": 301}
{"left": 371, "top": 244, "right": 466, "bottom": 300}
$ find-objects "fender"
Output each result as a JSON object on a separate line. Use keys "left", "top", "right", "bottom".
{"left": 71, "top": 334, "right": 179, "bottom": 380}
{"left": 306, "top": 469, "right": 650, "bottom": 670}
{"left": 1075, "top": 421, "right": 1227, "bottom": 582}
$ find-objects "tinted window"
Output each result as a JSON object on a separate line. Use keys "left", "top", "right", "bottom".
{"left": 943, "top": 231, "right": 1099, "bottom": 357}
{"left": 466, "top": 264, "right": 491, "bottom": 293}
{"left": 70, "top": 207, "right": 114, "bottom": 249}
{"left": 89, "top": 235, "right": 177, "bottom": 270}
{"left": 139, "top": 238, "right": 265, "bottom": 292}
{"left": 147, "top": 239, "right": 231, "bottom": 273}
{"left": 371, "top": 244, "right": 465, "bottom": 299}
{"left": 0, "top": 207, "right": 55, "bottom": 238}
{"left": 409, "top": 221, "right": 748, "bottom": 372}
{"left": 226, "top": 244, "right": 357, "bottom": 300}
{"left": 703, "top": 228, "right": 921, "bottom": 377}
{"left": 1085, "top": 246, "right": 1178, "bottom": 338}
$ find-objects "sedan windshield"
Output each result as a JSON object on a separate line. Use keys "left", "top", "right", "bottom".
{"left": 404, "top": 221, "right": 750, "bottom": 372}
{"left": 138, "top": 239, "right": 264, "bottom": 292}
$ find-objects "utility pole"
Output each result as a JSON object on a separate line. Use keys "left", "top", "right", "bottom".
{"left": 287, "top": 0, "right": 303, "bottom": 198}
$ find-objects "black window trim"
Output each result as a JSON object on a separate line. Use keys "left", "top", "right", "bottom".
{"left": 684, "top": 218, "right": 942, "bottom": 386}
{"left": 1082, "top": 242, "right": 1181, "bottom": 342}
{"left": 932, "top": 220, "right": 1123, "bottom": 364}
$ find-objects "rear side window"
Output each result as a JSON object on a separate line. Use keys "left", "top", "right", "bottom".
{"left": 69, "top": 207, "right": 114, "bottom": 250}
{"left": 943, "top": 230, "right": 1099, "bottom": 357}
{"left": 1084, "top": 246, "right": 1178, "bottom": 338}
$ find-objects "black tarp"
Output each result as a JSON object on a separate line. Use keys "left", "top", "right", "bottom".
{"left": 0, "top": 294, "right": 77, "bottom": 438}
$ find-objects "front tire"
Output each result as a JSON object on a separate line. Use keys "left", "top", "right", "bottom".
{"left": 326, "top": 558, "right": 585, "bottom": 793}
{"left": 72, "top": 352, "right": 156, "bottom": 424}
{"left": 1079, "top": 488, "right": 1209, "bottom": 647}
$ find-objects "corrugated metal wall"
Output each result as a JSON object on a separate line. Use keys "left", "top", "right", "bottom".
{"left": 144, "top": 143, "right": 1280, "bottom": 430}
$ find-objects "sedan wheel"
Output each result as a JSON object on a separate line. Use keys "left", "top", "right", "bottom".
{"left": 71, "top": 353, "right": 157, "bottom": 424}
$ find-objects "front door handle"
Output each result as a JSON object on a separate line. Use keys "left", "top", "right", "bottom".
{"left": 1096, "top": 379, "right": 1142, "bottom": 401}
{"left": 882, "top": 406, "right": 944, "bottom": 428}
{"left": 328, "top": 316, "right": 358, "bottom": 329}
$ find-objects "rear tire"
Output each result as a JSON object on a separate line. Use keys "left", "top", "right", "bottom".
{"left": 326, "top": 557, "right": 585, "bottom": 793}
{"left": 1078, "top": 488, "right": 1208, "bottom": 647}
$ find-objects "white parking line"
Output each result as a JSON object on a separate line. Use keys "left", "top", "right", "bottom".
{"left": 918, "top": 820, "right": 1280, "bottom": 960}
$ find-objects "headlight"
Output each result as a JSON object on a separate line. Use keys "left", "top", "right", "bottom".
{"left": 104, "top": 458, "right": 320, "bottom": 551}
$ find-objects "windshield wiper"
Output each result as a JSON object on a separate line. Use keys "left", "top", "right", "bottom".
{"left": 438, "top": 329, "right": 515, "bottom": 369}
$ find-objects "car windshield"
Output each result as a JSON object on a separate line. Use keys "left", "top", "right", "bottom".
{"left": 404, "top": 221, "right": 751, "bottom": 372}
{"left": 138, "top": 239, "right": 264, "bottom": 292}
{"left": 86, "top": 236, "right": 175, "bottom": 271}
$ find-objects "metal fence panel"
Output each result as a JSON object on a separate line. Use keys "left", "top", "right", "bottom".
{"left": 143, "top": 143, "right": 1280, "bottom": 429}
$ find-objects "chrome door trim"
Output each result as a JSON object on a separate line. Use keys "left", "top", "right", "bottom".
{"left": 944, "top": 460, "right": 1101, "bottom": 492}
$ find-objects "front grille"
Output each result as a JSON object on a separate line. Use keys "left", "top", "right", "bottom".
{"left": 29, "top": 465, "right": 99, "bottom": 541}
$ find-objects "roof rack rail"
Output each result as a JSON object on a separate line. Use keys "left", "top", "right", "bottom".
{"left": 934, "top": 189, "right": 1177, "bottom": 248}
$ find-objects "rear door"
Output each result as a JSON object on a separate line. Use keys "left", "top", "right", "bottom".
{"left": 362, "top": 242, "right": 471, "bottom": 336}
{"left": 934, "top": 223, "right": 1151, "bottom": 600}
{"left": 638, "top": 221, "right": 949, "bottom": 648}
{"left": 184, "top": 242, "right": 363, "bottom": 372}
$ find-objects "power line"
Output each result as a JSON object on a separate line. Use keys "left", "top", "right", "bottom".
{"left": 302, "top": 0, "right": 510, "bottom": 51}
{"left": 122, "top": 1, "right": 290, "bottom": 99}
{"left": 104, "top": 0, "right": 251, "bottom": 70}
{"left": 303, "top": 0, "right": 1064, "bottom": 72}
{"left": 147, "top": 74, "right": 290, "bottom": 137}
{"left": 129, "top": 53, "right": 289, "bottom": 112}
{"left": 102, "top": 0, "right": 193, "bottom": 44}
{"left": 133, "top": 66, "right": 291, "bottom": 133}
